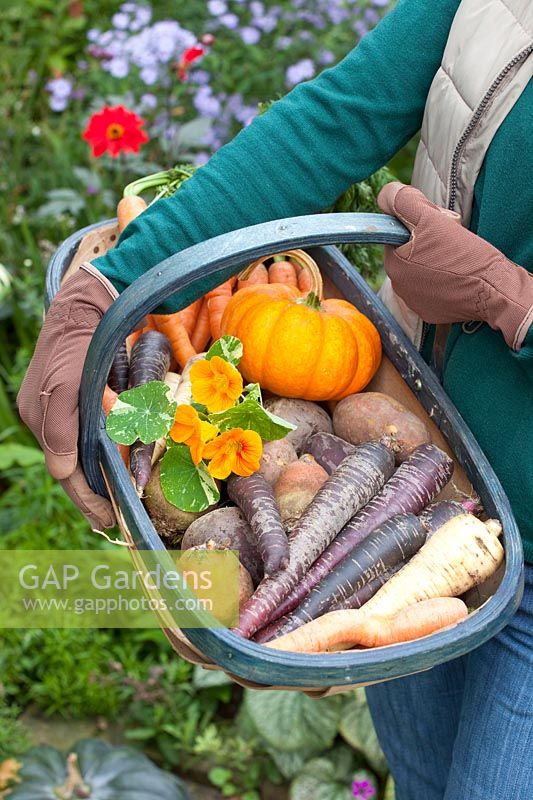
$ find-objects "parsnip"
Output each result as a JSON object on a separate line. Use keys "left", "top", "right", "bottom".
{"left": 360, "top": 514, "right": 503, "bottom": 618}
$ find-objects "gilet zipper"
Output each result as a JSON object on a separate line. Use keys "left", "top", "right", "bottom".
{"left": 447, "top": 45, "right": 533, "bottom": 211}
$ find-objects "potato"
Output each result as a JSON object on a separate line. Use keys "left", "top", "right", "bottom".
{"left": 333, "top": 392, "right": 431, "bottom": 463}
{"left": 274, "top": 454, "right": 329, "bottom": 530}
{"left": 181, "top": 507, "right": 263, "bottom": 586}
{"left": 257, "top": 439, "right": 298, "bottom": 485}
{"left": 144, "top": 462, "right": 209, "bottom": 539}
{"left": 264, "top": 397, "right": 333, "bottom": 453}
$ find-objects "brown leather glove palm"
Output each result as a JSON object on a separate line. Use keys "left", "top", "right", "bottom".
{"left": 17, "top": 263, "right": 117, "bottom": 530}
{"left": 379, "top": 182, "right": 533, "bottom": 351}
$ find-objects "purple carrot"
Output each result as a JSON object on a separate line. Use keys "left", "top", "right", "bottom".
{"left": 419, "top": 500, "right": 465, "bottom": 538}
{"left": 108, "top": 340, "right": 129, "bottom": 393}
{"left": 129, "top": 330, "right": 172, "bottom": 494}
{"left": 254, "top": 562, "right": 406, "bottom": 644}
{"left": 303, "top": 432, "right": 356, "bottom": 474}
{"left": 272, "top": 443, "right": 454, "bottom": 621}
{"left": 234, "top": 440, "right": 395, "bottom": 639}
{"left": 274, "top": 514, "right": 427, "bottom": 636}
{"left": 228, "top": 473, "right": 289, "bottom": 575}
{"left": 329, "top": 562, "right": 405, "bottom": 611}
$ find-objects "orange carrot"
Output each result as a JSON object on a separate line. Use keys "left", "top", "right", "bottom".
{"left": 268, "top": 260, "right": 298, "bottom": 286}
{"left": 117, "top": 195, "right": 147, "bottom": 233}
{"left": 266, "top": 597, "right": 469, "bottom": 653}
{"left": 206, "top": 279, "right": 235, "bottom": 340}
{"left": 102, "top": 384, "right": 119, "bottom": 415}
{"left": 152, "top": 314, "right": 196, "bottom": 369}
{"left": 102, "top": 385, "right": 129, "bottom": 466}
{"left": 191, "top": 299, "right": 211, "bottom": 351}
{"left": 296, "top": 266, "right": 313, "bottom": 293}
{"left": 238, "top": 263, "right": 269, "bottom": 289}
{"left": 179, "top": 298, "right": 202, "bottom": 336}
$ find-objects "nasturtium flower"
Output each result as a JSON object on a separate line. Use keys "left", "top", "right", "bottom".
{"left": 170, "top": 404, "right": 218, "bottom": 464}
{"left": 190, "top": 356, "right": 243, "bottom": 412}
{"left": 177, "top": 45, "right": 205, "bottom": 80}
{"left": 82, "top": 105, "right": 149, "bottom": 158}
{"left": 203, "top": 428, "right": 262, "bottom": 479}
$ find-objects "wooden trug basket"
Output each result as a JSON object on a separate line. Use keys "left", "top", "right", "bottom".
{"left": 46, "top": 213, "right": 524, "bottom": 698}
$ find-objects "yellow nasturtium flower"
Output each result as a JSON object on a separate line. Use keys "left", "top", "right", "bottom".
{"left": 203, "top": 428, "right": 263, "bottom": 480}
{"left": 169, "top": 405, "right": 218, "bottom": 464}
{"left": 190, "top": 355, "right": 243, "bottom": 412}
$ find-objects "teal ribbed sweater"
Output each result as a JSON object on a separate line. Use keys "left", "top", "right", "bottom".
{"left": 95, "top": 0, "right": 533, "bottom": 562}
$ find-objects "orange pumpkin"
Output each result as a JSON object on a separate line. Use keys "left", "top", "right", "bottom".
{"left": 220, "top": 284, "right": 382, "bottom": 401}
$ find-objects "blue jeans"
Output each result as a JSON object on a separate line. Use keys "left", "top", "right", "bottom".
{"left": 365, "top": 563, "right": 533, "bottom": 800}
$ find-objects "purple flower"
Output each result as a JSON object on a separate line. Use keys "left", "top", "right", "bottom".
{"left": 250, "top": 1, "right": 264, "bottom": 15}
{"left": 352, "top": 780, "right": 377, "bottom": 800}
{"left": 108, "top": 57, "right": 129, "bottom": 78}
{"left": 329, "top": 6, "right": 349, "bottom": 24}
{"left": 299, "top": 30, "right": 314, "bottom": 42}
{"left": 254, "top": 13, "right": 278, "bottom": 33}
{"left": 286, "top": 58, "right": 315, "bottom": 86}
{"left": 240, "top": 26, "right": 261, "bottom": 45}
{"left": 194, "top": 151, "right": 210, "bottom": 165}
{"left": 353, "top": 20, "right": 369, "bottom": 38}
{"left": 318, "top": 49, "right": 335, "bottom": 65}
{"left": 194, "top": 86, "right": 221, "bottom": 117}
{"left": 372, "top": 0, "right": 391, "bottom": 6}
{"left": 130, "top": 6, "right": 152, "bottom": 30}
{"left": 364, "top": 8, "right": 380, "bottom": 24}
{"left": 140, "top": 92, "right": 158, "bottom": 109}
{"left": 190, "top": 69, "right": 210, "bottom": 85}
{"left": 207, "top": 0, "right": 227, "bottom": 15}
{"left": 140, "top": 65, "right": 159, "bottom": 84}
{"left": 86, "top": 184, "right": 99, "bottom": 196}
{"left": 47, "top": 77, "right": 72, "bottom": 98}
{"left": 87, "top": 28, "right": 100, "bottom": 42}
{"left": 49, "top": 95, "right": 68, "bottom": 112}
{"left": 276, "top": 35, "right": 292, "bottom": 50}
{"left": 220, "top": 12, "right": 239, "bottom": 29}
{"left": 112, "top": 12, "right": 130, "bottom": 29}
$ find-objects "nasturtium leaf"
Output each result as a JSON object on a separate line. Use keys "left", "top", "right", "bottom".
{"left": 0, "top": 444, "right": 45, "bottom": 469}
{"left": 206, "top": 335, "right": 243, "bottom": 366}
{"left": 243, "top": 383, "right": 262, "bottom": 402}
{"left": 160, "top": 443, "right": 220, "bottom": 512}
{"left": 243, "top": 690, "right": 341, "bottom": 753}
{"left": 106, "top": 381, "right": 177, "bottom": 445}
{"left": 339, "top": 689, "right": 388, "bottom": 776}
{"left": 208, "top": 396, "right": 295, "bottom": 441}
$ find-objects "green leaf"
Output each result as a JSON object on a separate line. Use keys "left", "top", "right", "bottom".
{"left": 206, "top": 335, "right": 243, "bottom": 366}
{"left": 160, "top": 443, "right": 220, "bottom": 512}
{"left": 192, "top": 665, "right": 233, "bottom": 688}
{"left": 105, "top": 381, "right": 177, "bottom": 445}
{"left": 0, "top": 444, "right": 44, "bottom": 469}
{"left": 244, "top": 690, "right": 341, "bottom": 753}
{"left": 384, "top": 775, "right": 396, "bottom": 800}
{"left": 339, "top": 689, "right": 388, "bottom": 776}
{"left": 244, "top": 383, "right": 262, "bottom": 402}
{"left": 289, "top": 756, "right": 355, "bottom": 800}
{"left": 265, "top": 745, "right": 321, "bottom": 780}
{"left": 208, "top": 767, "right": 233, "bottom": 787}
{"left": 209, "top": 396, "right": 295, "bottom": 441}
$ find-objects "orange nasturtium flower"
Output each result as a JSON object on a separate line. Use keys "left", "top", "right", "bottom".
{"left": 190, "top": 356, "right": 243, "bottom": 413}
{"left": 170, "top": 405, "right": 218, "bottom": 464}
{"left": 203, "top": 428, "right": 262, "bottom": 480}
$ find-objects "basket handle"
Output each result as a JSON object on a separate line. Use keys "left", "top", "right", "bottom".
{"left": 80, "top": 211, "right": 409, "bottom": 495}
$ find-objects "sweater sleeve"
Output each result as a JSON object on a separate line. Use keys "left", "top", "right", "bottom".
{"left": 95, "top": 0, "right": 460, "bottom": 312}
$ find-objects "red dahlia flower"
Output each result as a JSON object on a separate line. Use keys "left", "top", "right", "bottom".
{"left": 82, "top": 105, "right": 149, "bottom": 158}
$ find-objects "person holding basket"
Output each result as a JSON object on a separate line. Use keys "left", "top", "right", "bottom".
{"left": 17, "top": 1, "right": 532, "bottom": 797}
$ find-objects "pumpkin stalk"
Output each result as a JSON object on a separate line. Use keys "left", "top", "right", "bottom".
{"left": 54, "top": 754, "right": 91, "bottom": 800}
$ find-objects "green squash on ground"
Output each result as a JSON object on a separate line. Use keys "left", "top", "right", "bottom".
{"left": 7, "top": 738, "right": 190, "bottom": 800}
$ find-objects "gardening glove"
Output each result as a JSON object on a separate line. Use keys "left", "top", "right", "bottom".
{"left": 378, "top": 182, "right": 533, "bottom": 351}
{"left": 17, "top": 263, "right": 118, "bottom": 531}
